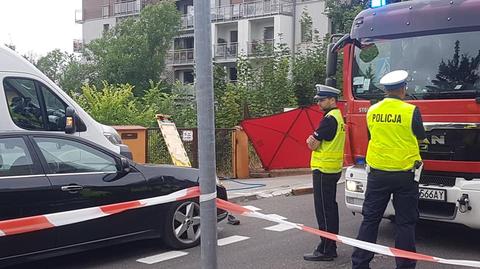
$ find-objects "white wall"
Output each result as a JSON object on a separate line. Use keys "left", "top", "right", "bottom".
{"left": 294, "top": 0, "right": 329, "bottom": 47}
{"left": 237, "top": 20, "right": 250, "bottom": 55}
{"left": 274, "top": 15, "right": 293, "bottom": 49}
{"left": 83, "top": 17, "right": 116, "bottom": 44}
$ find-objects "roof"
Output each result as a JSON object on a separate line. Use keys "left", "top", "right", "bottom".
{"left": 351, "top": 0, "right": 480, "bottom": 39}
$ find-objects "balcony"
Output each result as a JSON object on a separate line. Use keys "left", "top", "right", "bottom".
{"left": 181, "top": 14, "right": 194, "bottom": 30}
{"left": 214, "top": 43, "right": 238, "bottom": 61}
{"left": 247, "top": 39, "right": 274, "bottom": 56}
{"left": 211, "top": 0, "right": 293, "bottom": 22}
{"left": 114, "top": 0, "right": 141, "bottom": 16}
{"left": 168, "top": 48, "right": 195, "bottom": 65}
{"left": 102, "top": 5, "right": 110, "bottom": 18}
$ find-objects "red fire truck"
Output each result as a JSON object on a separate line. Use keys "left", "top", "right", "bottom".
{"left": 325, "top": 0, "right": 480, "bottom": 228}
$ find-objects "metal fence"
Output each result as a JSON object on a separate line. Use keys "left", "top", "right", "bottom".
{"left": 146, "top": 128, "right": 235, "bottom": 177}
{"left": 211, "top": 0, "right": 293, "bottom": 22}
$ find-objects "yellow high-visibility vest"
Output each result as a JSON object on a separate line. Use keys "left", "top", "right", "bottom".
{"left": 310, "top": 108, "right": 345, "bottom": 173}
{"left": 366, "top": 98, "right": 421, "bottom": 171}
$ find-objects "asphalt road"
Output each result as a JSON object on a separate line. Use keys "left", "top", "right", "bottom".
{"left": 11, "top": 184, "right": 480, "bottom": 269}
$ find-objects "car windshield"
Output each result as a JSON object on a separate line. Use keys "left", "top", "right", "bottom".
{"left": 352, "top": 31, "right": 480, "bottom": 100}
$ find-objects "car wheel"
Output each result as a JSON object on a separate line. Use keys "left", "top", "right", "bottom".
{"left": 163, "top": 200, "right": 201, "bottom": 249}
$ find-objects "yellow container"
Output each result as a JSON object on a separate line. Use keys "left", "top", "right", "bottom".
{"left": 112, "top": 125, "right": 147, "bottom": 164}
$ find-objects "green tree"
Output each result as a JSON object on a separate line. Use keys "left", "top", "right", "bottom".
{"left": 433, "top": 40, "right": 480, "bottom": 91}
{"left": 215, "top": 84, "right": 243, "bottom": 128}
{"left": 35, "top": 49, "right": 95, "bottom": 93}
{"left": 61, "top": 59, "right": 97, "bottom": 94}
{"left": 300, "top": 9, "right": 313, "bottom": 43}
{"left": 292, "top": 36, "right": 327, "bottom": 106}
{"left": 241, "top": 42, "right": 296, "bottom": 117}
{"left": 87, "top": 1, "right": 181, "bottom": 95}
{"left": 4, "top": 43, "right": 16, "bottom": 51}
{"left": 74, "top": 83, "right": 156, "bottom": 127}
{"left": 325, "top": 1, "right": 366, "bottom": 34}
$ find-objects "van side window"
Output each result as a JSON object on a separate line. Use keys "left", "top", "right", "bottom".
{"left": 4, "top": 78, "right": 67, "bottom": 131}
{"left": 4, "top": 78, "right": 44, "bottom": 130}
{"left": 0, "top": 138, "right": 36, "bottom": 177}
{"left": 39, "top": 83, "right": 67, "bottom": 131}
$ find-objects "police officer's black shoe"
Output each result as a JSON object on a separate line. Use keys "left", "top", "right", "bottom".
{"left": 303, "top": 250, "right": 335, "bottom": 261}
{"left": 227, "top": 214, "right": 240, "bottom": 225}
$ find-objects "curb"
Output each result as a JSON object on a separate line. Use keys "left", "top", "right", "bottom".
{"left": 227, "top": 180, "right": 344, "bottom": 203}
{"left": 291, "top": 187, "right": 314, "bottom": 196}
{"left": 228, "top": 186, "right": 314, "bottom": 203}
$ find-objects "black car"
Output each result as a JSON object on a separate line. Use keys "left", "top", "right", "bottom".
{"left": 0, "top": 132, "right": 228, "bottom": 267}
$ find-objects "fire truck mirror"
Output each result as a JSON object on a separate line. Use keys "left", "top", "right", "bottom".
{"left": 326, "top": 43, "right": 338, "bottom": 78}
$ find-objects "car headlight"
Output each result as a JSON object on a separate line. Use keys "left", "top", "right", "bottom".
{"left": 346, "top": 180, "right": 364, "bottom": 193}
{"left": 104, "top": 132, "right": 122, "bottom": 145}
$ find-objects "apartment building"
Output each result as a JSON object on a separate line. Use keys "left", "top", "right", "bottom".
{"left": 75, "top": 0, "right": 330, "bottom": 84}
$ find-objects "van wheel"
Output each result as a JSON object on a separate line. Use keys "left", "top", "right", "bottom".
{"left": 163, "top": 200, "right": 201, "bottom": 249}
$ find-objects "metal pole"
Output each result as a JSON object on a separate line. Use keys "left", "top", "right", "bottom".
{"left": 194, "top": 0, "right": 218, "bottom": 268}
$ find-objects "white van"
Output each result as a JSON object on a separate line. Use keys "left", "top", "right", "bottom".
{"left": 0, "top": 44, "right": 132, "bottom": 158}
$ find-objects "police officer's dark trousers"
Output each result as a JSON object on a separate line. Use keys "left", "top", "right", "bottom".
{"left": 352, "top": 169, "right": 419, "bottom": 269}
{"left": 312, "top": 169, "right": 341, "bottom": 256}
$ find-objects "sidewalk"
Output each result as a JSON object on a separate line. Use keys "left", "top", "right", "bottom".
{"left": 222, "top": 169, "right": 346, "bottom": 203}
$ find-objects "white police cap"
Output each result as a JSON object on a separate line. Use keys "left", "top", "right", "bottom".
{"left": 379, "top": 70, "right": 408, "bottom": 90}
{"left": 314, "top": 84, "right": 341, "bottom": 100}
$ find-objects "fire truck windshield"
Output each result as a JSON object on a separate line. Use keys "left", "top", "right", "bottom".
{"left": 352, "top": 31, "right": 480, "bottom": 100}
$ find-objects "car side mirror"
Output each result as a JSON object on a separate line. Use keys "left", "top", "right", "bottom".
{"left": 104, "top": 158, "right": 131, "bottom": 182}
{"left": 65, "top": 107, "right": 77, "bottom": 134}
{"left": 120, "top": 157, "right": 131, "bottom": 174}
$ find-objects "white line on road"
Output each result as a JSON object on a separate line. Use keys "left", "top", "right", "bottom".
{"left": 136, "top": 251, "right": 189, "bottom": 264}
{"left": 218, "top": 235, "right": 250, "bottom": 246}
{"left": 265, "top": 214, "right": 287, "bottom": 220}
{"left": 263, "top": 214, "right": 294, "bottom": 231}
{"left": 264, "top": 223, "right": 295, "bottom": 232}
{"left": 243, "top": 205, "right": 261, "bottom": 211}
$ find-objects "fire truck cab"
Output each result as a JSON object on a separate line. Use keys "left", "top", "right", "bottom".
{"left": 327, "top": 0, "right": 480, "bottom": 228}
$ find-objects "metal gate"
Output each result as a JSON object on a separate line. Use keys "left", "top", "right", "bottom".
{"left": 146, "top": 128, "right": 235, "bottom": 177}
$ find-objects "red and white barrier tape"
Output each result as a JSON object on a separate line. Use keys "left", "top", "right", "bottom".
{"left": 215, "top": 198, "right": 480, "bottom": 268}
{"left": 1, "top": 186, "right": 479, "bottom": 267}
{"left": 0, "top": 187, "right": 200, "bottom": 236}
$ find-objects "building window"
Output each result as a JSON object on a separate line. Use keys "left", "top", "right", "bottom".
{"left": 300, "top": 10, "right": 313, "bottom": 42}
{"left": 264, "top": 27, "right": 274, "bottom": 41}
{"left": 230, "top": 31, "right": 238, "bottom": 43}
{"left": 184, "top": 71, "right": 194, "bottom": 84}
{"left": 229, "top": 67, "right": 237, "bottom": 82}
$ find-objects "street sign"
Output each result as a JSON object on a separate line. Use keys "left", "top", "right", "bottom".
{"left": 182, "top": 130, "right": 194, "bottom": 142}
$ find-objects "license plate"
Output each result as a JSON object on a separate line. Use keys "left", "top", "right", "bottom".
{"left": 419, "top": 188, "right": 446, "bottom": 201}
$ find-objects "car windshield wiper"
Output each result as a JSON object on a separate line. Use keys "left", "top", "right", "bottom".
{"left": 423, "top": 89, "right": 480, "bottom": 99}
{"left": 355, "top": 93, "right": 386, "bottom": 100}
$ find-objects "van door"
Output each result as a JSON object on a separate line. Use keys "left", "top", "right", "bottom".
{"left": 0, "top": 135, "right": 56, "bottom": 260}
{"left": 2, "top": 77, "right": 72, "bottom": 134}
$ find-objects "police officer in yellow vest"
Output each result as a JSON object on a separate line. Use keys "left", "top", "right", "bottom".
{"left": 352, "top": 70, "right": 426, "bottom": 269}
{"left": 304, "top": 84, "right": 345, "bottom": 262}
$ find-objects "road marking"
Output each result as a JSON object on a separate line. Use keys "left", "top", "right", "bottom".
{"left": 264, "top": 223, "right": 295, "bottom": 232}
{"left": 263, "top": 214, "right": 294, "bottom": 231}
{"left": 136, "top": 251, "right": 188, "bottom": 264}
{"left": 265, "top": 214, "right": 287, "bottom": 220}
{"left": 218, "top": 235, "right": 250, "bottom": 246}
{"left": 243, "top": 205, "right": 261, "bottom": 211}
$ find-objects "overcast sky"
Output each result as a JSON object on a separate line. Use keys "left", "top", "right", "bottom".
{"left": 0, "top": 0, "right": 82, "bottom": 58}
